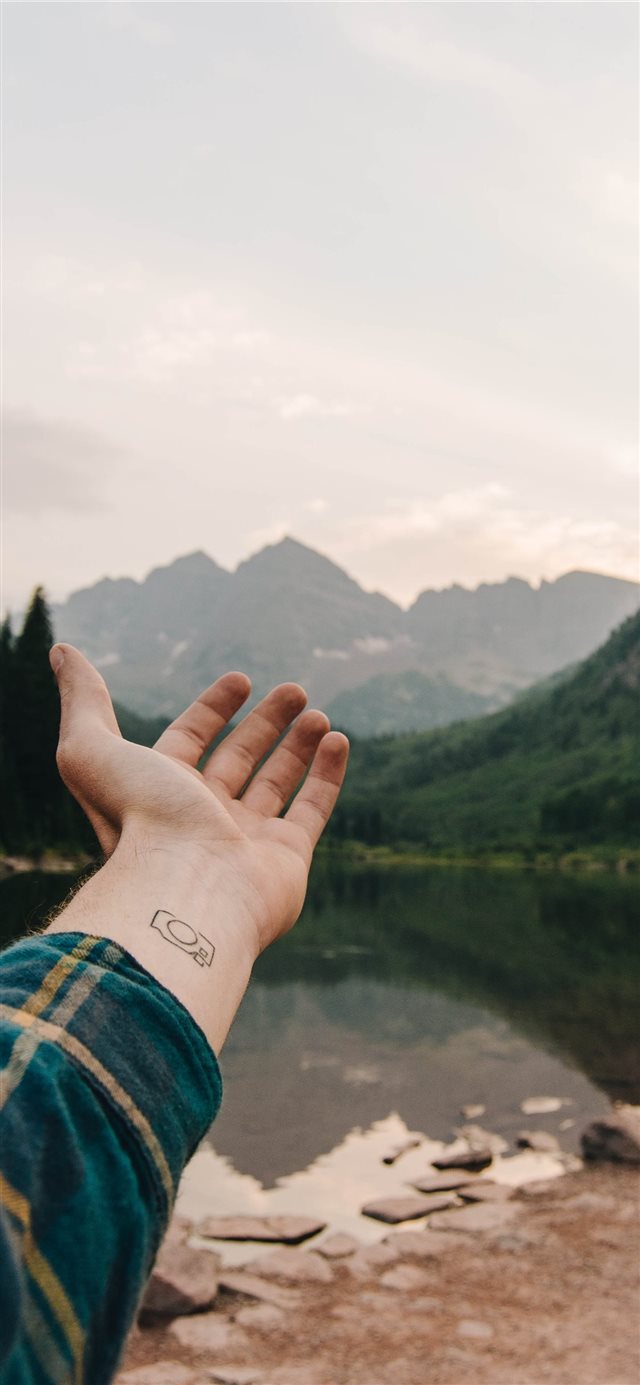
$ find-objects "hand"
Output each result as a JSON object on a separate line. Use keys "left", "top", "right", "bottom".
{"left": 50, "top": 644, "right": 349, "bottom": 957}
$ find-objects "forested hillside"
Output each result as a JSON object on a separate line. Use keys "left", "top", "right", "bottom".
{"left": 328, "top": 612, "right": 640, "bottom": 860}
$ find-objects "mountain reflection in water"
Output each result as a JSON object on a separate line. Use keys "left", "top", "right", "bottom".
{"left": 1, "top": 863, "right": 637, "bottom": 1185}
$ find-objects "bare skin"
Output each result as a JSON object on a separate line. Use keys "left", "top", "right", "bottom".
{"left": 45, "top": 644, "right": 349, "bottom": 1052}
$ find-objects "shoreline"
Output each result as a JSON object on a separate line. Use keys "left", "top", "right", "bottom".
{"left": 1, "top": 846, "right": 638, "bottom": 878}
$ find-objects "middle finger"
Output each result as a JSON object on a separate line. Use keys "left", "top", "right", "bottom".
{"left": 204, "top": 682, "right": 307, "bottom": 798}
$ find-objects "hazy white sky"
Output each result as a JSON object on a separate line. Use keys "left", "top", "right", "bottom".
{"left": 2, "top": 2, "right": 638, "bottom": 611}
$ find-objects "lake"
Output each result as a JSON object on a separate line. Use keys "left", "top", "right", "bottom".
{"left": 2, "top": 863, "right": 638, "bottom": 1192}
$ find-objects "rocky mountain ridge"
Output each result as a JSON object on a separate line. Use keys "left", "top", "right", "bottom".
{"left": 53, "top": 537, "right": 640, "bottom": 733}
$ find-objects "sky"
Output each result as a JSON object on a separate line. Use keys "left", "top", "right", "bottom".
{"left": 2, "top": 2, "right": 638, "bottom": 613}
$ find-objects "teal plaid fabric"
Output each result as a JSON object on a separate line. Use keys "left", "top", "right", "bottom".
{"left": 0, "top": 932, "right": 222, "bottom": 1384}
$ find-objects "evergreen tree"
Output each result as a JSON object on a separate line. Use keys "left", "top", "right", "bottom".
{"left": 0, "top": 615, "right": 22, "bottom": 850}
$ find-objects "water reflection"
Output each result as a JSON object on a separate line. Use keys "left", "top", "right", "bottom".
{"left": 1, "top": 863, "right": 637, "bottom": 1185}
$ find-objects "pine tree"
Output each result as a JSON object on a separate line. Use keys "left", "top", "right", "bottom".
{"left": 0, "top": 614, "right": 23, "bottom": 850}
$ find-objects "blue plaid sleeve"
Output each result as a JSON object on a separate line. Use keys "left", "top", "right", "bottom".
{"left": 0, "top": 931, "right": 223, "bottom": 1384}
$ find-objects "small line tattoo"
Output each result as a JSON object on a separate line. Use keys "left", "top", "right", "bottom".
{"left": 150, "top": 910, "right": 215, "bottom": 967}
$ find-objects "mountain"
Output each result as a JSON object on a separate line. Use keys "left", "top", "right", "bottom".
{"left": 53, "top": 538, "right": 639, "bottom": 734}
{"left": 330, "top": 610, "right": 640, "bottom": 858}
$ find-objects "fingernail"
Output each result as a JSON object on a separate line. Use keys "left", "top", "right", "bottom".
{"left": 50, "top": 646, "right": 64, "bottom": 675}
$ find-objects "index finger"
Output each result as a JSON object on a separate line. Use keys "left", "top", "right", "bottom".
{"left": 153, "top": 672, "right": 252, "bottom": 766}
{"left": 284, "top": 731, "right": 350, "bottom": 849}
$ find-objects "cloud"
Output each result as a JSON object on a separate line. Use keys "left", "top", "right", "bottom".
{"left": 277, "top": 394, "right": 355, "bottom": 421}
{"left": 103, "top": 4, "right": 174, "bottom": 48}
{"left": 347, "top": 18, "right": 541, "bottom": 109}
{"left": 331, "top": 486, "right": 639, "bottom": 604}
{"left": 2, "top": 408, "right": 117, "bottom": 514}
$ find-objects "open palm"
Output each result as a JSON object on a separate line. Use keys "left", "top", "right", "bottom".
{"left": 51, "top": 645, "right": 349, "bottom": 953}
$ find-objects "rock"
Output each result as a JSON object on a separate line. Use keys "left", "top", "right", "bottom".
{"left": 316, "top": 1233, "right": 360, "bottom": 1258}
{"left": 244, "top": 1248, "right": 334, "bottom": 1283}
{"left": 430, "top": 1202, "right": 519, "bottom": 1234}
{"left": 118, "top": 1366, "right": 194, "bottom": 1385}
{"left": 345, "top": 1242, "right": 400, "bottom": 1278}
{"left": 516, "top": 1130, "right": 560, "bottom": 1152}
{"left": 208, "top": 1370, "right": 265, "bottom": 1385}
{"left": 379, "top": 1263, "right": 433, "bottom": 1291}
{"left": 234, "top": 1303, "right": 285, "bottom": 1331}
{"left": 140, "top": 1239, "right": 219, "bottom": 1320}
{"left": 197, "top": 1215, "right": 326, "bottom": 1244}
{"left": 361, "top": 1193, "right": 457, "bottom": 1223}
{"left": 218, "top": 1270, "right": 299, "bottom": 1309}
{"left": 560, "top": 1192, "right": 616, "bottom": 1213}
{"left": 432, "top": 1147, "right": 494, "bottom": 1172}
{"left": 461, "top": 1104, "right": 486, "bottom": 1120}
{"left": 411, "top": 1173, "right": 477, "bottom": 1194}
{"left": 403, "top": 1294, "right": 442, "bottom": 1313}
{"left": 457, "top": 1319, "right": 494, "bottom": 1340}
{"left": 520, "top": 1096, "right": 566, "bottom": 1115}
{"left": 456, "top": 1125, "right": 509, "bottom": 1155}
{"left": 581, "top": 1105, "right": 640, "bottom": 1164}
{"left": 559, "top": 1118, "right": 575, "bottom": 1131}
{"left": 383, "top": 1229, "right": 458, "bottom": 1257}
{"left": 170, "top": 1314, "right": 245, "bottom": 1353}
{"left": 382, "top": 1136, "right": 423, "bottom": 1165}
{"left": 457, "top": 1182, "right": 514, "bottom": 1203}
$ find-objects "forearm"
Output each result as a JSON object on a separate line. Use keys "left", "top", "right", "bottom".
{"left": 45, "top": 835, "right": 258, "bottom": 1054}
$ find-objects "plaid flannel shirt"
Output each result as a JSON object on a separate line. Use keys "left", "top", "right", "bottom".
{"left": 0, "top": 932, "right": 222, "bottom": 1384}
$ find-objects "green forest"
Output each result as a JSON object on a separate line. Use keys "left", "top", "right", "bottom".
{"left": 327, "top": 610, "right": 640, "bottom": 864}
{"left": 0, "top": 588, "right": 638, "bottom": 865}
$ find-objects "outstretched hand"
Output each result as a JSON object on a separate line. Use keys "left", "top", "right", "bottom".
{"left": 50, "top": 645, "right": 349, "bottom": 956}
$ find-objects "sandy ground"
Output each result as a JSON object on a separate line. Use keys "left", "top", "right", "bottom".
{"left": 117, "top": 1164, "right": 639, "bottom": 1385}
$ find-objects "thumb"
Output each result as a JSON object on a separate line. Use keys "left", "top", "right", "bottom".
{"left": 49, "top": 644, "right": 121, "bottom": 746}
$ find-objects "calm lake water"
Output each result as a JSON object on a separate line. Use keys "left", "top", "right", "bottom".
{"left": 2, "top": 864, "right": 638, "bottom": 1192}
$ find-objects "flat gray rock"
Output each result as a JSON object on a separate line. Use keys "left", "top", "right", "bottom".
{"left": 521, "top": 1096, "right": 566, "bottom": 1115}
{"left": 383, "top": 1229, "right": 459, "bottom": 1257}
{"left": 218, "top": 1270, "right": 299, "bottom": 1309}
{"left": 457, "top": 1182, "right": 514, "bottom": 1203}
{"left": 244, "top": 1248, "right": 334, "bottom": 1283}
{"left": 581, "top": 1105, "right": 640, "bottom": 1164}
{"left": 118, "top": 1366, "right": 194, "bottom": 1385}
{"left": 345, "top": 1242, "right": 400, "bottom": 1278}
{"left": 379, "top": 1263, "right": 433, "bottom": 1291}
{"left": 170, "top": 1314, "right": 246, "bottom": 1353}
{"left": 429, "top": 1202, "right": 519, "bottom": 1234}
{"left": 234, "top": 1303, "right": 285, "bottom": 1331}
{"left": 140, "top": 1240, "right": 219, "bottom": 1320}
{"left": 197, "top": 1215, "right": 326, "bottom": 1244}
{"left": 361, "top": 1193, "right": 457, "bottom": 1223}
{"left": 316, "top": 1233, "right": 360, "bottom": 1258}
{"left": 411, "top": 1173, "right": 477, "bottom": 1194}
{"left": 432, "top": 1147, "right": 494, "bottom": 1172}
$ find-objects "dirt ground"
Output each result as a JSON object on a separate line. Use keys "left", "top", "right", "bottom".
{"left": 117, "top": 1164, "right": 639, "bottom": 1385}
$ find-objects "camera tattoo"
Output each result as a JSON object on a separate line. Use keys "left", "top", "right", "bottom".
{"left": 150, "top": 910, "right": 215, "bottom": 967}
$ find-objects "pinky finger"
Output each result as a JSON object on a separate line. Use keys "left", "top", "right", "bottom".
{"left": 284, "top": 731, "right": 349, "bottom": 849}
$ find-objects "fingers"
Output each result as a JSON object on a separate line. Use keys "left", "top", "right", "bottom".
{"left": 241, "top": 708, "right": 330, "bottom": 816}
{"left": 204, "top": 683, "right": 308, "bottom": 797}
{"left": 153, "top": 672, "right": 252, "bottom": 766}
{"left": 285, "top": 731, "right": 349, "bottom": 849}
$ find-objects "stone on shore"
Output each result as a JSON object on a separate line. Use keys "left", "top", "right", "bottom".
{"left": 139, "top": 1240, "right": 219, "bottom": 1320}
{"left": 432, "top": 1147, "right": 494, "bottom": 1172}
{"left": 197, "top": 1215, "right": 326, "bottom": 1244}
{"left": 316, "top": 1233, "right": 360, "bottom": 1258}
{"left": 521, "top": 1096, "right": 566, "bottom": 1115}
{"left": 457, "top": 1181, "right": 514, "bottom": 1203}
{"left": 429, "top": 1202, "right": 519, "bottom": 1234}
{"left": 361, "top": 1193, "right": 457, "bottom": 1223}
{"left": 457, "top": 1319, "right": 494, "bottom": 1340}
{"left": 244, "top": 1248, "right": 334, "bottom": 1283}
{"left": 118, "top": 1366, "right": 194, "bottom": 1385}
{"left": 379, "top": 1263, "right": 433, "bottom": 1292}
{"left": 234, "top": 1303, "right": 285, "bottom": 1332}
{"left": 345, "top": 1242, "right": 400, "bottom": 1278}
{"left": 208, "top": 1370, "right": 266, "bottom": 1385}
{"left": 382, "top": 1229, "right": 459, "bottom": 1258}
{"left": 411, "top": 1172, "right": 478, "bottom": 1194}
{"left": 218, "top": 1270, "right": 299, "bottom": 1309}
{"left": 581, "top": 1105, "right": 640, "bottom": 1164}
{"left": 461, "top": 1104, "right": 486, "bottom": 1120}
{"left": 170, "top": 1314, "right": 246, "bottom": 1353}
